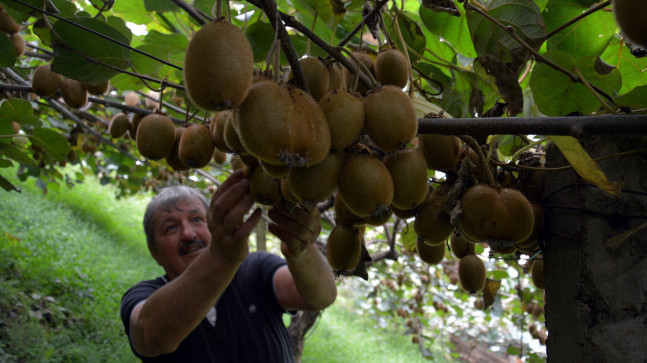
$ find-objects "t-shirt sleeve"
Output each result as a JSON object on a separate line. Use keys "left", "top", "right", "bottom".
{"left": 120, "top": 278, "right": 164, "bottom": 337}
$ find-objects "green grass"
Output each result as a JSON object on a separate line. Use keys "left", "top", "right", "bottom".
{"left": 0, "top": 167, "right": 449, "bottom": 362}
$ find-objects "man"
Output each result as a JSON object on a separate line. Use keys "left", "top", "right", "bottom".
{"left": 120, "top": 169, "right": 337, "bottom": 362}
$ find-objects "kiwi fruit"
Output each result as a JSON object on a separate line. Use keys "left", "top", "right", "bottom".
{"left": 384, "top": 148, "right": 428, "bottom": 210}
{"left": 280, "top": 178, "right": 301, "bottom": 205}
{"left": 184, "top": 20, "right": 253, "bottom": 110}
{"left": 212, "top": 149, "right": 227, "bottom": 164}
{"left": 319, "top": 89, "right": 364, "bottom": 151}
{"left": 136, "top": 113, "right": 176, "bottom": 160}
{"left": 60, "top": 78, "right": 88, "bottom": 108}
{"left": 530, "top": 259, "right": 545, "bottom": 289}
{"left": 450, "top": 233, "right": 475, "bottom": 259}
{"left": 518, "top": 165, "right": 544, "bottom": 203}
{"left": 166, "top": 127, "right": 189, "bottom": 171}
{"left": 613, "top": 0, "right": 647, "bottom": 47}
{"left": 326, "top": 61, "right": 346, "bottom": 93}
{"left": 262, "top": 161, "right": 290, "bottom": 179}
{"left": 210, "top": 111, "right": 233, "bottom": 153}
{"left": 458, "top": 254, "right": 486, "bottom": 293}
{"left": 337, "top": 153, "right": 394, "bottom": 218}
{"left": 413, "top": 184, "right": 453, "bottom": 246}
{"left": 418, "top": 134, "right": 461, "bottom": 172}
{"left": 458, "top": 184, "right": 534, "bottom": 243}
{"left": 363, "top": 85, "right": 418, "bottom": 152}
{"left": 108, "top": 113, "right": 130, "bottom": 138}
{"left": 342, "top": 51, "right": 374, "bottom": 95}
{"left": 288, "top": 87, "right": 331, "bottom": 167}
{"left": 83, "top": 80, "right": 110, "bottom": 95}
{"left": 145, "top": 90, "right": 160, "bottom": 110}
{"left": 334, "top": 196, "right": 365, "bottom": 226}
{"left": 235, "top": 80, "right": 300, "bottom": 165}
{"left": 390, "top": 205, "right": 417, "bottom": 219}
{"left": 291, "top": 56, "right": 329, "bottom": 102}
{"left": 364, "top": 207, "right": 392, "bottom": 226}
{"left": 0, "top": 8, "right": 20, "bottom": 34}
{"left": 124, "top": 91, "right": 140, "bottom": 106}
{"left": 129, "top": 113, "right": 144, "bottom": 138}
{"left": 416, "top": 237, "right": 445, "bottom": 264}
{"left": 250, "top": 166, "right": 281, "bottom": 205}
{"left": 11, "top": 121, "right": 20, "bottom": 134}
{"left": 288, "top": 151, "right": 343, "bottom": 203}
{"left": 31, "top": 65, "right": 62, "bottom": 98}
{"left": 326, "top": 223, "right": 362, "bottom": 271}
{"left": 178, "top": 124, "right": 214, "bottom": 168}
{"left": 374, "top": 48, "right": 409, "bottom": 88}
{"left": 223, "top": 113, "right": 248, "bottom": 155}
{"left": 10, "top": 33, "right": 24, "bottom": 56}
{"left": 230, "top": 154, "right": 247, "bottom": 173}
{"left": 516, "top": 203, "right": 543, "bottom": 253}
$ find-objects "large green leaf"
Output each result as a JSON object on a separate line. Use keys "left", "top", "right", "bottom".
{"left": 130, "top": 31, "right": 186, "bottom": 81}
{"left": 467, "top": 0, "right": 546, "bottom": 67}
{"left": 144, "top": 0, "right": 177, "bottom": 12}
{"left": 0, "top": 32, "right": 17, "bottom": 67}
{"left": 246, "top": 21, "right": 276, "bottom": 63}
{"left": 111, "top": 1, "right": 151, "bottom": 25}
{"left": 0, "top": 142, "right": 37, "bottom": 166}
{"left": 51, "top": 16, "right": 131, "bottom": 85}
{"left": 613, "top": 85, "right": 647, "bottom": 109}
{"left": 529, "top": 50, "right": 620, "bottom": 116}
{"left": 419, "top": 6, "right": 477, "bottom": 58}
{"left": 0, "top": 98, "right": 32, "bottom": 122}
{"left": 601, "top": 37, "right": 647, "bottom": 95}
{"left": 388, "top": 12, "right": 427, "bottom": 64}
{"left": 542, "top": 0, "right": 615, "bottom": 59}
{"left": 31, "top": 127, "right": 70, "bottom": 160}
{"left": 292, "top": 0, "right": 345, "bottom": 30}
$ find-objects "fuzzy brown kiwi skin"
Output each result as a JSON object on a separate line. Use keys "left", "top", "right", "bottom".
{"left": 212, "top": 149, "right": 227, "bottom": 164}
{"left": 458, "top": 254, "right": 486, "bottom": 293}
{"left": 10, "top": 33, "right": 24, "bottom": 56}
{"left": 343, "top": 52, "right": 374, "bottom": 95}
{"left": 288, "top": 151, "right": 343, "bottom": 203}
{"left": 0, "top": 8, "right": 20, "bottom": 34}
{"left": 179, "top": 124, "right": 215, "bottom": 168}
{"left": 166, "top": 127, "right": 189, "bottom": 171}
{"left": 184, "top": 20, "right": 253, "bottom": 111}
{"left": 319, "top": 89, "right": 364, "bottom": 151}
{"left": 337, "top": 153, "right": 394, "bottom": 218}
{"left": 374, "top": 48, "right": 409, "bottom": 88}
{"left": 293, "top": 56, "right": 329, "bottom": 102}
{"left": 60, "top": 78, "right": 88, "bottom": 108}
{"left": 223, "top": 113, "right": 248, "bottom": 155}
{"left": 326, "top": 223, "right": 362, "bottom": 271}
{"left": 363, "top": 85, "right": 418, "bottom": 152}
{"left": 416, "top": 237, "right": 445, "bottom": 264}
{"left": 31, "top": 65, "right": 62, "bottom": 98}
{"left": 418, "top": 134, "right": 461, "bottom": 172}
{"left": 83, "top": 80, "right": 110, "bottom": 95}
{"left": 136, "top": 113, "right": 176, "bottom": 160}
{"left": 210, "top": 111, "right": 233, "bottom": 153}
{"left": 413, "top": 184, "right": 453, "bottom": 246}
{"left": 384, "top": 147, "right": 429, "bottom": 210}
{"left": 289, "top": 87, "right": 331, "bottom": 167}
{"left": 250, "top": 167, "right": 281, "bottom": 206}
{"left": 108, "top": 113, "right": 130, "bottom": 138}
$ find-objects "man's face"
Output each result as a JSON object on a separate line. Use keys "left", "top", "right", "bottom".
{"left": 149, "top": 197, "right": 211, "bottom": 280}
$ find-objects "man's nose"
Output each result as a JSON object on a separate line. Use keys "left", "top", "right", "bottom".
{"left": 181, "top": 220, "right": 198, "bottom": 240}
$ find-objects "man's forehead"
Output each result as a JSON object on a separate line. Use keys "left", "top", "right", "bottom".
{"left": 154, "top": 197, "right": 207, "bottom": 217}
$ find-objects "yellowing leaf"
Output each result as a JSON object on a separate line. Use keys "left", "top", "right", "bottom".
{"left": 483, "top": 278, "right": 501, "bottom": 310}
{"left": 549, "top": 136, "right": 623, "bottom": 197}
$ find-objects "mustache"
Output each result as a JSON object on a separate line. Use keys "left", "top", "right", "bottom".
{"left": 179, "top": 238, "right": 207, "bottom": 255}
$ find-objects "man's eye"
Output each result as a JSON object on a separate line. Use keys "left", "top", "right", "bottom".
{"left": 165, "top": 225, "right": 177, "bottom": 233}
{"left": 193, "top": 217, "right": 204, "bottom": 223}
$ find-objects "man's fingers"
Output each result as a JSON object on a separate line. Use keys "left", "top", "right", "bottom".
{"left": 234, "top": 208, "right": 263, "bottom": 239}
{"left": 209, "top": 170, "right": 245, "bottom": 206}
{"left": 209, "top": 177, "right": 251, "bottom": 225}
{"left": 268, "top": 205, "right": 321, "bottom": 235}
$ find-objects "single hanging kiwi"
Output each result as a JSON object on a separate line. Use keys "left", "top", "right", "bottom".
{"left": 413, "top": 184, "right": 453, "bottom": 246}
{"left": 319, "top": 89, "right": 364, "bottom": 151}
{"left": 136, "top": 113, "right": 176, "bottom": 160}
{"left": 250, "top": 166, "right": 281, "bottom": 206}
{"left": 31, "top": 65, "right": 62, "bottom": 98}
{"left": 374, "top": 48, "right": 409, "bottom": 88}
{"left": 262, "top": 161, "right": 290, "bottom": 179}
{"left": 108, "top": 113, "right": 130, "bottom": 138}
{"left": 337, "top": 153, "right": 394, "bottom": 218}
{"left": 364, "top": 85, "right": 417, "bottom": 152}
{"left": 0, "top": 7, "right": 20, "bottom": 34}
{"left": 418, "top": 134, "right": 461, "bottom": 172}
{"left": 326, "top": 223, "right": 362, "bottom": 271}
{"left": 333, "top": 195, "right": 365, "bottom": 226}
{"left": 416, "top": 237, "right": 445, "bottom": 264}
{"left": 291, "top": 56, "right": 329, "bottom": 102}
{"left": 10, "top": 33, "right": 24, "bottom": 56}
{"left": 288, "top": 151, "right": 343, "bottom": 203}
{"left": 383, "top": 147, "right": 428, "bottom": 210}
{"left": 60, "top": 78, "right": 88, "bottom": 108}
{"left": 530, "top": 258, "right": 545, "bottom": 289}
{"left": 450, "top": 233, "right": 475, "bottom": 259}
{"left": 458, "top": 254, "right": 486, "bottom": 293}
{"left": 326, "top": 61, "right": 346, "bottom": 93}
{"left": 210, "top": 111, "right": 233, "bottom": 153}
{"left": 223, "top": 113, "right": 248, "bottom": 155}
{"left": 179, "top": 124, "right": 215, "bottom": 168}
{"left": 288, "top": 86, "right": 331, "bottom": 167}
{"left": 342, "top": 51, "right": 374, "bottom": 95}
{"left": 613, "top": 0, "right": 647, "bottom": 47}
{"left": 184, "top": 20, "right": 253, "bottom": 111}
{"left": 212, "top": 149, "right": 227, "bottom": 164}
{"left": 166, "top": 127, "right": 189, "bottom": 171}
{"left": 83, "top": 80, "right": 110, "bottom": 95}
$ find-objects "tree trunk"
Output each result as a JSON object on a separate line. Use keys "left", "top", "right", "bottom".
{"left": 542, "top": 136, "right": 647, "bottom": 362}
{"left": 287, "top": 310, "right": 321, "bottom": 363}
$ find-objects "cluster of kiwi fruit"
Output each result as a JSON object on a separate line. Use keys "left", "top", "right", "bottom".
{"left": 0, "top": 5, "right": 25, "bottom": 58}
{"left": 31, "top": 63, "right": 111, "bottom": 109}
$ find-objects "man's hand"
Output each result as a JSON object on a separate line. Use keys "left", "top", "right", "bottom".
{"left": 268, "top": 200, "right": 322, "bottom": 260}
{"left": 207, "top": 170, "right": 262, "bottom": 265}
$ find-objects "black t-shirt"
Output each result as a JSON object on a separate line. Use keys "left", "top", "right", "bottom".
{"left": 120, "top": 251, "right": 294, "bottom": 362}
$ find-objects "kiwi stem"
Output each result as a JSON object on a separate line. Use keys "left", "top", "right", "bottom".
{"left": 338, "top": 47, "right": 379, "bottom": 89}
{"left": 508, "top": 136, "right": 549, "bottom": 165}
{"left": 458, "top": 135, "right": 496, "bottom": 186}
{"left": 390, "top": 3, "right": 413, "bottom": 94}
{"left": 546, "top": 1, "right": 610, "bottom": 40}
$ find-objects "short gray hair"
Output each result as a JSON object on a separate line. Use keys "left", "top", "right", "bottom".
{"left": 143, "top": 185, "right": 209, "bottom": 251}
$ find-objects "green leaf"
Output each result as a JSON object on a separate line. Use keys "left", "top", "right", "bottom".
{"left": 419, "top": 6, "right": 477, "bottom": 58}
{"left": 292, "top": 0, "right": 344, "bottom": 30}
{"left": 542, "top": 0, "right": 615, "bottom": 58}
{"left": 0, "top": 32, "right": 17, "bottom": 67}
{"left": 614, "top": 85, "right": 647, "bottom": 109}
{"left": 0, "top": 174, "right": 20, "bottom": 192}
{"left": 529, "top": 50, "right": 620, "bottom": 116}
{"left": 51, "top": 16, "right": 131, "bottom": 85}
{"left": 497, "top": 135, "right": 529, "bottom": 156}
{"left": 488, "top": 270, "right": 509, "bottom": 280}
{"left": 0, "top": 98, "right": 33, "bottom": 122}
{"left": 467, "top": 0, "right": 546, "bottom": 67}
{"left": 143, "top": 0, "right": 177, "bottom": 12}
{"left": 246, "top": 21, "right": 276, "bottom": 63}
{"left": 401, "top": 226, "right": 418, "bottom": 252}
{"left": 51, "top": 0, "right": 77, "bottom": 17}
{"left": 549, "top": 136, "right": 623, "bottom": 196}
{"left": 111, "top": 1, "right": 151, "bottom": 25}
{"left": 31, "top": 127, "right": 70, "bottom": 160}
{"left": 388, "top": 13, "right": 426, "bottom": 64}
{"left": 0, "top": 142, "right": 37, "bottom": 166}
{"left": 601, "top": 37, "right": 647, "bottom": 95}
{"left": 106, "top": 16, "right": 133, "bottom": 44}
